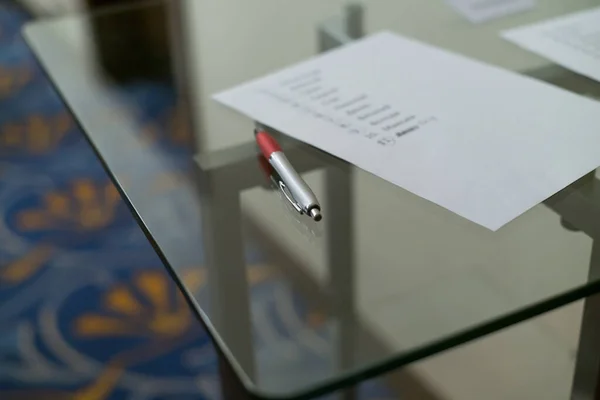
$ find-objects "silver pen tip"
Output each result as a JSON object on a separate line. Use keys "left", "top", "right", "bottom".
{"left": 309, "top": 208, "right": 322, "bottom": 222}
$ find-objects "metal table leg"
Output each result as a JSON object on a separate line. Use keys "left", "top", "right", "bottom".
{"left": 571, "top": 240, "right": 600, "bottom": 400}
{"left": 326, "top": 164, "right": 357, "bottom": 400}
{"left": 200, "top": 170, "right": 256, "bottom": 399}
{"left": 344, "top": 2, "right": 364, "bottom": 39}
{"left": 218, "top": 348, "right": 253, "bottom": 400}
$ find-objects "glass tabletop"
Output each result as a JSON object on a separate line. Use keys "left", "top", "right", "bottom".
{"left": 22, "top": 0, "right": 600, "bottom": 398}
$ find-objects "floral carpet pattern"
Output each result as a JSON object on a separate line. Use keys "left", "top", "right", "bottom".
{"left": 0, "top": 2, "right": 395, "bottom": 399}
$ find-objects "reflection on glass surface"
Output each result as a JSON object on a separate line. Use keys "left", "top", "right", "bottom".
{"left": 362, "top": 0, "right": 600, "bottom": 71}
{"left": 22, "top": 0, "right": 600, "bottom": 398}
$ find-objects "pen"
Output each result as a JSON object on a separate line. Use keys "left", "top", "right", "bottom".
{"left": 255, "top": 130, "right": 322, "bottom": 221}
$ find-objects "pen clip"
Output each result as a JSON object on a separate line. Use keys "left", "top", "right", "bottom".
{"left": 278, "top": 180, "right": 303, "bottom": 214}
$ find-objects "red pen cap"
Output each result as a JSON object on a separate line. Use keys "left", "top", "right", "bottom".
{"left": 255, "top": 130, "right": 282, "bottom": 159}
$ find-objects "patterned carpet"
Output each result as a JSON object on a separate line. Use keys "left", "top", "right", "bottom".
{"left": 0, "top": 2, "right": 395, "bottom": 399}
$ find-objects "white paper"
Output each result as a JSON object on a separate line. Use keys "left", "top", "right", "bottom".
{"left": 503, "top": 6, "right": 600, "bottom": 82}
{"left": 445, "top": 0, "right": 535, "bottom": 23}
{"left": 214, "top": 31, "right": 600, "bottom": 231}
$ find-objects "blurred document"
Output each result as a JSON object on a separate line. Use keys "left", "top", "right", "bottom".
{"left": 446, "top": 0, "right": 535, "bottom": 23}
{"left": 214, "top": 31, "right": 600, "bottom": 231}
{"left": 503, "top": 7, "right": 600, "bottom": 82}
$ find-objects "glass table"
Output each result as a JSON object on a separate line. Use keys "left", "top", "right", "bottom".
{"left": 22, "top": 0, "right": 600, "bottom": 398}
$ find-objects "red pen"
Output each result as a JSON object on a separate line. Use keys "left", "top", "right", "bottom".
{"left": 255, "top": 130, "right": 322, "bottom": 221}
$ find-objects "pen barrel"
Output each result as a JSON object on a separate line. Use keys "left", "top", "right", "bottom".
{"left": 269, "top": 152, "right": 320, "bottom": 213}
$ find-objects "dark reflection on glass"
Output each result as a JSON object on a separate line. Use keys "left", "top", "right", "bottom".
{"left": 87, "top": 0, "right": 172, "bottom": 83}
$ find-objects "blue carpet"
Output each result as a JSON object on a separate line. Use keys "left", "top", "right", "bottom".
{"left": 0, "top": 2, "right": 396, "bottom": 399}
